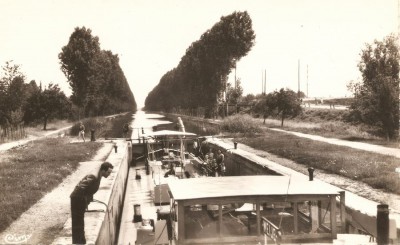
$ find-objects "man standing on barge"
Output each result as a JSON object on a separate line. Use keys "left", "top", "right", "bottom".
{"left": 216, "top": 149, "right": 225, "bottom": 176}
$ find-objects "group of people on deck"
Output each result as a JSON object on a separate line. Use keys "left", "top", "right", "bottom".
{"left": 204, "top": 149, "right": 225, "bottom": 177}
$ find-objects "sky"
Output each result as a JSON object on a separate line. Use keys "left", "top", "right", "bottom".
{"left": 0, "top": 0, "right": 398, "bottom": 107}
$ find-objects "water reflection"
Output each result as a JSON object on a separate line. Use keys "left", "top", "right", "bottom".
{"left": 129, "top": 110, "right": 172, "bottom": 143}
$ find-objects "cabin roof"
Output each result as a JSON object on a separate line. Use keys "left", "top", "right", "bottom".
{"left": 168, "top": 176, "right": 339, "bottom": 201}
{"left": 143, "top": 130, "right": 196, "bottom": 138}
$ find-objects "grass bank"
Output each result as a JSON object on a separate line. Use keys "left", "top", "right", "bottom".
{"left": 0, "top": 137, "right": 102, "bottom": 233}
{"left": 259, "top": 108, "right": 399, "bottom": 148}
{"left": 236, "top": 129, "right": 400, "bottom": 195}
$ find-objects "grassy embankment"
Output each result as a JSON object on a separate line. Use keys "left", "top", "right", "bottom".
{"left": 0, "top": 112, "right": 133, "bottom": 233}
{"left": 181, "top": 113, "right": 400, "bottom": 195}
{"left": 260, "top": 108, "right": 399, "bottom": 148}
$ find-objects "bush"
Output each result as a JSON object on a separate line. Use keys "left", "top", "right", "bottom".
{"left": 221, "top": 114, "right": 263, "bottom": 134}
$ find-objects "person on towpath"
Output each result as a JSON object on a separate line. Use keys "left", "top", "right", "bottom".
{"left": 78, "top": 122, "right": 85, "bottom": 142}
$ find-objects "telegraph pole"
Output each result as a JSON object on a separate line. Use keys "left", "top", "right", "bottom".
{"left": 264, "top": 69, "right": 266, "bottom": 95}
{"left": 234, "top": 59, "right": 237, "bottom": 89}
{"left": 298, "top": 59, "right": 301, "bottom": 96}
{"left": 307, "top": 64, "right": 309, "bottom": 98}
{"left": 262, "top": 69, "right": 267, "bottom": 95}
{"left": 261, "top": 70, "right": 264, "bottom": 95}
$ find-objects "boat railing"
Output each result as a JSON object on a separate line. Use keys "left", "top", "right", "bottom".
{"left": 147, "top": 148, "right": 164, "bottom": 161}
{"left": 261, "top": 216, "right": 282, "bottom": 244}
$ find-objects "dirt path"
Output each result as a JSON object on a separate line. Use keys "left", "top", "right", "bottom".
{"left": 223, "top": 138, "right": 400, "bottom": 213}
{"left": 0, "top": 140, "right": 113, "bottom": 245}
{"left": 0, "top": 126, "right": 72, "bottom": 152}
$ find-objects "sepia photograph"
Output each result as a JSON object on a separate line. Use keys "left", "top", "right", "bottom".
{"left": 0, "top": 0, "right": 399, "bottom": 244}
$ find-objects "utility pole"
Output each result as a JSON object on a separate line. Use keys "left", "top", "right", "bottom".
{"left": 261, "top": 70, "right": 264, "bottom": 95}
{"left": 264, "top": 69, "right": 266, "bottom": 95}
{"left": 234, "top": 63, "right": 237, "bottom": 89}
{"left": 307, "top": 65, "right": 309, "bottom": 98}
{"left": 298, "top": 59, "right": 301, "bottom": 96}
{"left": 225, "top": 75, "right": 229, "bottom": 116}
{"left": 261, "top": 69, "right": 266, "bottom": 95}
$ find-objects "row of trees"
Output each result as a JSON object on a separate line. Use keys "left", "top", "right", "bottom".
{"left": 145, "top": 23, "right": 398, "bottom": 139}
{"left": 144, "top": 11, "right": 255, "bottom": 117}
{"left": 0, "top": 61, "right": 70, "bottom": 130}
{"left": 59, "top": 27, "right": 137, "bottom": 118}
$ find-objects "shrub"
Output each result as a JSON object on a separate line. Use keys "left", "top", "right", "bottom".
{"left": 221, "top": 114, "right": 263, "bottom": 134}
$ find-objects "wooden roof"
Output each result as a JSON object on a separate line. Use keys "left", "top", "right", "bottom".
{"left": 167, "top": 175, "right": 339, "bottom": 201}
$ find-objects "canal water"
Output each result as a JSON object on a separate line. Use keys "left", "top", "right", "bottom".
{"left": 118, "top": 110, "right": 177, "bottom": 244}
{"left": 129, "top": 110, "right": 173, "bottom": 142}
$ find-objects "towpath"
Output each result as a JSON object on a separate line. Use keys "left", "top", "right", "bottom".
{"left": 0, "top": 126, "right": 72, "bottom": 152}
{"left": 269, "top": 128, "right": 400, "bottom": 158}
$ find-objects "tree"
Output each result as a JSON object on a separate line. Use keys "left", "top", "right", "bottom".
{"left": 59, "top": 27, "right": 101, "bottom": 117}
{"left": 255, "top": 88, "right": 302, "bottom": 126}
{"left": 25, "top": 84, "right": 71, "bottom": 130}
{"left": 297, "top": 91, "right": 306, "bottom": 99}
{"left": 226, "top": 79, "right": 243, "bottom": 105}
{"left": 348, "top": 34, "right": 399, "bottom": 139}
{"left": 0, "top": 60, "right": 25, "bottom": 89}
{"left": 275, "top": 88, "right": 303, "bottom": 127}
{"left": 241, "top": 93, "right": 256, "bottom": 105}
{"left": 0, "top": 61, "right": 26, "bottom": 126}
{"left": 253, "top": 93, "right": 277, "bottom": 124}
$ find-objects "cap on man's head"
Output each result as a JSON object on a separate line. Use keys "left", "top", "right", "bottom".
{"left": 100, "top": 161, "right": 114, "bottom": 171}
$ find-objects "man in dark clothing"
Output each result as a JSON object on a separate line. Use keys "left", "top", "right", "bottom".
{"left": 216, "top": 150, "right": 225, "bottom": 176}
{"left": 70, "top": 161, "right": 113, "bottom": 244}
{"left": 122, "top": 123, "right": 130, "bottom": 138}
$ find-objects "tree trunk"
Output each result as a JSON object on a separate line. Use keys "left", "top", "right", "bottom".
{"left": 281, "top": 114, "right": 284, "bottom": 127}
{"left": 43, "top": 117, "right": 48, "bottom": 130}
